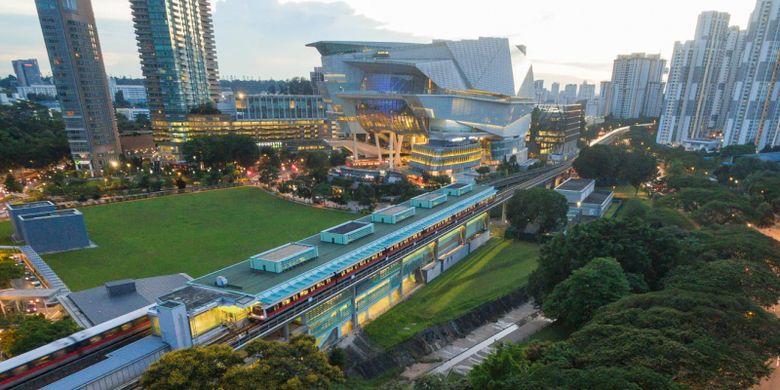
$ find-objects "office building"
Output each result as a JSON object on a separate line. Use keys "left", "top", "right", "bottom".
{"left": 550, "top": 82, "right": 560, "bottom": 103}
{"left": 563, "top": 84, "right": 578, "bottom": 104}
{"left": 578, "top": 81, "right": 596, "bottom": 102}
{"left": 608, "top": 53, "right": 666, "bottom": 119}
{"left": 153, "top": 94, "right": 332, "bottom": 152}
{"left": 12, "top": 59, "right": 43, "bottom": 87}
{"left": 527, "top": 104, "right": 583, "bottom": 162}
{"left": 723, "top": 0, "right": 780, "bottom": 149}
{"left": 130, "top": 0, "right": 220, "bottom": 155}
{"left": 15, "top": 84, "right": 57, "bottom": 100}
{"left": 108, "top": 78, "right": 147, "bottom": 104}
{"left": 35, "top": 0, "right": 122, "bottom": 175}
{"left": 598, "top": 81, "right": 612, "bottom": 116}
{"left": 657, "top": 12, "right": 740, "bottom": 146}
{"left": 309, "top": 37, "right": 535, "bottom": 178}
{"left": 534, "top": 80, "right": 545, "bottom": 103}
{"left": 310, "top": 67, "right": 324, "bottom": 95}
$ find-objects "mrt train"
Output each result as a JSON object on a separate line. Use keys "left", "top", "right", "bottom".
{"left": 250, "top": 193, "right": 496, "bottom": 321}
{"left": 0, "top": 306, "right": 151, "bottom": 389}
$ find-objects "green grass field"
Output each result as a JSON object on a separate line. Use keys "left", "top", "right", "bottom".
{"left": 364, "top": 239, "right": 539, "bottom": 349}
{"left": 0, "top": 222, "right": 12, "bottom": 246}
{"left": 2, "top": 187, "right": 352, "bottom": 291}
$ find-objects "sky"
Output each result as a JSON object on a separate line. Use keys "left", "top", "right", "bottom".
{"left": 0, "top": 0, "right": 756, "bottom": 86}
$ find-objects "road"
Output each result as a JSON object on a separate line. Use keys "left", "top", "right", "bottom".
{"left": 752, "top": 305, "right": 780, "bottom": 390}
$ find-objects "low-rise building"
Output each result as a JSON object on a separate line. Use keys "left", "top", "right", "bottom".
{"left": 554, "top": 178, "right": 614, "bottom": 218}
{"left": 17, "top": 209, "right": 92, "bottom": 254}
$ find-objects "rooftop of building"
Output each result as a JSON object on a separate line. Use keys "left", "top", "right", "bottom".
{"left": 325, "top": 221, "right": 371, "bottom": 235}
{"left": 374, "top": 205, "right": 414, "bottom": 216}
{"left": 68, "top": 274, "right": 190, "bottom": 326}
{"left": 447, "top": 183, "right": 470, "bottom": 189}
{"left": 18, "top": 209, "right": 82, "bottom": 220}
{"left": 6, "top": 201, "right": 55, "bottom": 211}
{"left": 253, "top": 243, "right": 314, "bottom": 263}
{"left": 414, "top": 192, "right": 448, "bottom": 201}
{"left": 184, "top": 185, "right": 496, "bottom": 307}
{"left": 555, "top": 178, "right": 594, "bottom": 192}
{"left": 41, "top": 336, "right": 169, "bottom": 390}
{"left": 306, "top": 41, "right": 419, "bottom": 56}
{"left": 583, "top": 190, "right": 613, "bottom": 206}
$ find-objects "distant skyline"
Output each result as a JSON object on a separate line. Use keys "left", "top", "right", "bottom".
{"left": 0, "top": 0, "right": 755, "bottom": 86}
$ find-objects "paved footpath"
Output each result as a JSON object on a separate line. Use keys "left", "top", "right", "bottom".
{"left": 402, "top": 302, "right": 552, "bottom": 379}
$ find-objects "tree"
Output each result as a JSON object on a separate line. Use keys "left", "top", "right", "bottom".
{"left": 620, "top": 199, "right": 648, "bottom": 221}
{"left": 259, "top": 166, "right": 280, "bottom": 186}
{"left": 414, "top": 373, "right": 469, "bottom": 390}
{"left": 0, "top": 101, "right": 69, "bottom": 171}
{"left": 114, "top": 90, "right": 130, "bottom": 107}
{"left": 721, "top": 144, "right": 756, "bottom": 157}
{"left": 573, "top": 145, "right": 623, "bottom": 184}
{"left": 140, "top": 345, "right": 244, "bottom": 390}
{"left": 691, "top": 200, "right": 753, "bottom": 226}
{"left": 621, "top": 151, "right": 657, "bottom": 194}
{"left": 220, "top": 335, "right": 344, "bottom": 390}
{"left": 505, "top": 188, "right": 568, "bottom": 238}
{"left": 0, "top": 316, "right": 80, "bottom": 357}
{"left": 4, "top": 173, "right": 22, "bottom": 193}
{"left": 528, "top": 219, "right": 685, "bottom": 303}
{"left": 181, "top": 134, "right": 260, "bottom": 167}
{"left": 542, "top": 257, "right": 630, "bottom": 326}
{"left": 0, "top": 259, "right": 24, "bottom": 288}
{"left": 468, "top": 342, "right": 528, "bottom": 389}
{"left": 476, "top": 166, "right": 491, "bottom": 176}
{"left": 188, "top": 102, "right": 221, "bottom": 115}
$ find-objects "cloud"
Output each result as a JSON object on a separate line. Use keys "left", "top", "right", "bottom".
{"left": 212, "top": 0, "right": 426, "bottom": 78}
{"left": 0, "top": 0, "right": 424, "bottom": 79}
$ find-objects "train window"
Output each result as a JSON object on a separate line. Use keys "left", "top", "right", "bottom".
{"left": 89, "top": 335, "right": 102, "bottom": 344}
{"left": 52, "top": 348, "right": 67, "bottom": 359}
{"left": 12, "top": 364, "right": 29, "bottom": 376}
{"left": 121, "top": 323, "right": 132, "bottom": 331}
{"left": 34, "top": 355, "right": 50, "bottom": 366}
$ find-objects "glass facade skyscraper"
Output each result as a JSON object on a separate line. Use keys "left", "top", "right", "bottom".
{"left": 35, "top": 0, "right": 122, "bottom": 175}
{"left": 130, "top": 0, "right": 220, "bottom": 153}
{"left": 12, "top": 59, "right": 43, "bottom": 87}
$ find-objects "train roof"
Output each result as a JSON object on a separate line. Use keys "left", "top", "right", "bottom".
{"left": 175, "top": 185, "right": 495, "bottom": 309}
{"left": 0, "top": 305, "right": 152, "bottom": 374}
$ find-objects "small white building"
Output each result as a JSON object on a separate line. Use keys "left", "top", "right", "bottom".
{"left": 554, "top": 178, "right": 614, "bottom": 218}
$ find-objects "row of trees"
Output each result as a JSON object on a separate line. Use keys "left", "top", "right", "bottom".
{"left": 0, "top": 101, "right": 69, "bottom": 171}
{"left": 467, "top": 217, "right": 780, "bottom": 389}
{"left": 658, "top": 153, "right": 780, "bottom": 227}
{"left": 181, "top": 134, "right": 260, "bottom": 167}
{"left": 573, "top": 144, "right": 657, "bottom": 192}
{"left": 140, "top": 335, "right": 343, "bottom": 390}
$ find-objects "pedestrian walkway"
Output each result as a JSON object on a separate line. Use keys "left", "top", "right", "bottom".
{"left": 18, "top": 245, "right": 69, "bottom": 297}
{"left": 402, "top": 301, "right": 552, "bottom": 379}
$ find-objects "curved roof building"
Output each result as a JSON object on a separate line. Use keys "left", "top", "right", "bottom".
{"left": 308, "top": 37, "right": 535, "bottom": 177}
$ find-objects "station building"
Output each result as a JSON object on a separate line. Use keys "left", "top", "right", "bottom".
{"left": 150, "top": 184, "right": 496, "bottom": 348}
